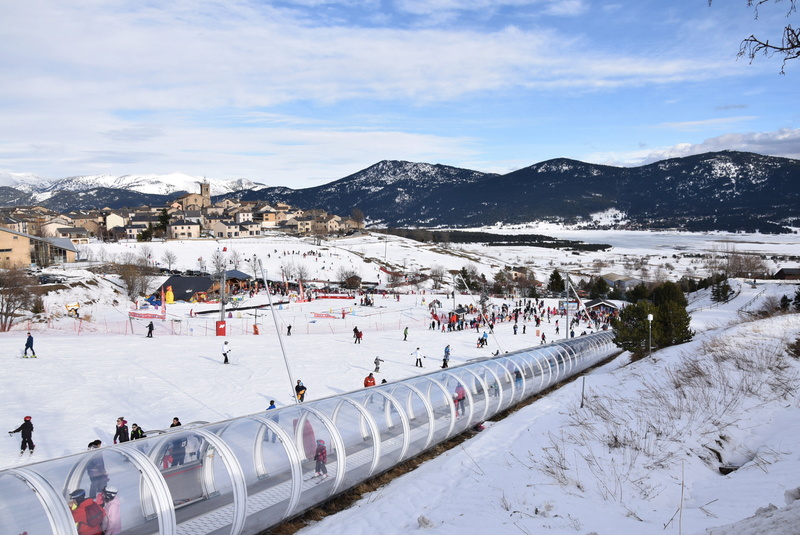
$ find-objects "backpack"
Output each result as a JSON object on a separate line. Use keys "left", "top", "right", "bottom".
{"left": 84, "top": 501, "right": 104, "bottom": 528}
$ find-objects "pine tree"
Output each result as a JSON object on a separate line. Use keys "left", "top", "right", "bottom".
{"left": 548, "top": 270, "right": 564, "bottom": 293}
{"left": 656, "top": 301, "right": 694, "bottom": 347}
{"left": 612, "top": 301, "right": 659, "bottom": 355}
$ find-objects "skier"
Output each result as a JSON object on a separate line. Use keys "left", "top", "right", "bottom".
{"left": 364, "top": 372, "right": 376, "bottom": 388}
{"left": 313, "top": 439, "right": 328, "bottom": 478}
{"left": 287, "top": 324, "right": 292, "bottom": 336}
{"left": 222, "top": 340, "right": 231, "bottom": 364}
{"left": 170, "top": 417, "right": 182, "bottom": 428}
{"left": 454, "top": 384, "right": 467, "bottom": 417}
{"left": 23, "top": 332, "right": 35, "bottom": 357}
{"left": 441, "top": 345, "right": 451, "bottom": 368}
{"left": 69, "top": 488, "right": 105, "bottom": 535}
{"left": 412, "top": 348, "right": 424, "bottom": 368}
{"left": 8, "top": 415, "right": 34, "bottom": 456}
{"left": 403, "top": 326, "right": 408, "bottom": 341}
{"left": 146, "top": 322, "right": 154, "bottom": 338}
{"left": 295, "top": 380, "right": 307, "bottom": 402}
{"left": 113, "top": 417, "right": 129, "bottom": 444}
{"left": 100, "top": 486, "right": 121, "bottom": 535}
{"left": 373, "top": 356, "right": 384, "bottom": 373}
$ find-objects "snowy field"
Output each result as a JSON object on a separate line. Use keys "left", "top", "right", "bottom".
{"left": 2, "top": 229, "right": 800, "bottom": 534}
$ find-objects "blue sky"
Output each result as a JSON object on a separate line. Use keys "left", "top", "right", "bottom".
{"left": 0, "top": 0, "right": 798, "bottom": 188}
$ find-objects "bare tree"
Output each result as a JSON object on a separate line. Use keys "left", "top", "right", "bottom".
{"left": 429, "top": 264, "right": 446, "bottom": 289}
{"left": 96, "top": 247, "right": 108, "bottom": 265}
{"left": 137, "top": 245, "right": 153, "bottom": 266}
{"left": 118, "top": 262, "right": 155, "bottom": 303}
{"left": 337, "top": 266, "right": 361, "bottom": 289}
{"left": 710, "top": 0, "right": 799, "bottom": 72}
{"left": 295, "top": 264, "right": 310, "bottom": 285}
{"left": 162, "top": 250, "right": 178, "bottom": 271}
{"left": 210, "top": 250, "right": 227, "bottom": 278}
{"left": 0, "top": 268, "right": 35, "bottom": 331}
{"left": 229, "top": 248, "right": 242, "bottom": 270}
{"left": 350, "top": 208, "right": 365, "bottom": 225}
{"left": 281, "top": 261, "right": 296, "bottom": 282}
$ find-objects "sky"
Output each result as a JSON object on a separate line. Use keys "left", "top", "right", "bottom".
{"left": 1, "top": 0, "right": 799, "bottom": 188}
{"left": 2, "top": 231, "right": 800, "bottom": 534}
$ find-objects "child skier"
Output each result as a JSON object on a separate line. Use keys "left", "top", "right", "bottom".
{"left": 314, "top": 439, "right": 328, "bottom": 478}
{"left": 8, "top": 416, "right": 35, "bottom": 455}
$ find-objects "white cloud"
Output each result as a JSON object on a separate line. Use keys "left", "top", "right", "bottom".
{"left": 659, "top": 116, "right": 760, "bottom": 131}
{"left": 588, "top": 128, "right": 800, "bottom": 167}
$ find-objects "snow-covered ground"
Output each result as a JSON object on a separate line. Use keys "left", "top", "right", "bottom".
{"left": 2, "top": 230, "right": 800, "bottom": 534}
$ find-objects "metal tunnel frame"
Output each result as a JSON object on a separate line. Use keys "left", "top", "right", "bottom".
{"left": 0, "top": 331, "right": 617, "bottom": 535}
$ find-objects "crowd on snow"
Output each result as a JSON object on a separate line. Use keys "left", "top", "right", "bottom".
{"left": 10, "top": 293, "right": 617, "bottom": 534}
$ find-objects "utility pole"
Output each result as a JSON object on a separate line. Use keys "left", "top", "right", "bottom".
{"left": 259, "top": 259, "right": 298, "bottom": 404}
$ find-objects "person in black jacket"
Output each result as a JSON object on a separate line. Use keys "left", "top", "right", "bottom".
{"left": 86, "top": 440, "right": 108, "bottom": 497}
{"left": 295, "top": 380, "right": 307, "bottom": 402}
{"left": 130, "top": 423, "right": 146, "bottom": 440}
{"left": 113, "top": 417, "right": 129, "bottom": 444}
{"left": 8, "top": 416, "right": 34, "bottom": 455}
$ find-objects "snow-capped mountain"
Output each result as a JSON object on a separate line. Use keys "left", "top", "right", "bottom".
{"left": 9, "top": 172, "right": 265, "bottom": 198}
{"left": 1, "top": 151, "right": 798, "bottom": 233}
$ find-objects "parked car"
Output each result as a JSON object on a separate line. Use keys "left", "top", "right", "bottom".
{"left": 38, "top": 275, "right": 66, "bottom": 284}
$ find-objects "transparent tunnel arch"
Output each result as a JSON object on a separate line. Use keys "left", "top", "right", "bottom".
{"left": 0, "top": 331, "right": 617, "bottom": 535}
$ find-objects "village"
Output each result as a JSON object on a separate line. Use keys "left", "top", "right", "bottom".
{"left": 0, "top": 183, "right": 364, "bottom": 264}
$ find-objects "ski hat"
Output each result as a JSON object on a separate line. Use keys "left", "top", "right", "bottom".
{"left": 23, "top": 416, "right": 31, "bottom": 421}
{"left": 317, "top": 439, "right": 325, "bottom": 445}
{"left": 104, "top": 486, "right": 118, "bottom": 497}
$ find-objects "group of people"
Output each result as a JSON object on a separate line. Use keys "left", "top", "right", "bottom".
{"left": 113, "top": 417, "right": 147, "bottom": 443}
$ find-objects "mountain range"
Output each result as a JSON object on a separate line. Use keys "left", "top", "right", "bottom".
{"left": 1, "top": 151, "right": 798, "bottom": 233}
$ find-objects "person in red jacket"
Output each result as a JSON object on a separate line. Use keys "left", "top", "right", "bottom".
{"left": 363, "top": 373, "right": 376, "bottom": 388}
{"left": 313, "top": 439, "right": 328, "bottom": 478}
{"left": 69, "top": 488, "right": 105, "bottom": 535}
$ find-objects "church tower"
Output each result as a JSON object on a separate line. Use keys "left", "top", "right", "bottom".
{"left": 200, "top": 181, "right": 211, "bottom": 207}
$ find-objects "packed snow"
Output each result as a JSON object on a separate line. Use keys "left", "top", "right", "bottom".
{"left": 2, "top": 229, "right": 800, "bottom": 535}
